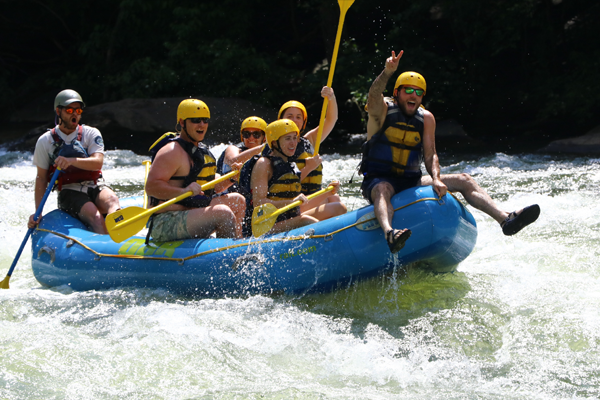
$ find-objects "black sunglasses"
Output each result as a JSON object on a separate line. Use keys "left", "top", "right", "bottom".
{"left": 242, "top": 131, "right": 264, "bottom": 139}
{"left": 188, "top": 117, "right": 210, "bottom": 124}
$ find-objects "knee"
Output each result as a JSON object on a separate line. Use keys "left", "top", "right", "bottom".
{"left": 333, "top": 202, "right": 347, "bottom": 216}
{"left": 213, "top": 204, "right": 237, "bottom": 222}
{"left": 371, "top": 182, "right": 394, "bottom": 200}
{"left": 230, "top": 193, "right": 246, "bottom": 209}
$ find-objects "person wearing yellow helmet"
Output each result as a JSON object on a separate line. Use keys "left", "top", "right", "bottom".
{"left": 244, "top": 119, "right": 344, "bottom": 235}
{"left": 216, "top": 116, "right": 268, "bottom": 177}
{"left": 362, "top": 50, "right": 540, "bottom": 254}
{"left": 278, "top": 87, "right": 338, "bottom": 193}
{"left": 145, "top": 99, "right": 246, "bottom": 240}
{"left": 278, "top": 87, "right": 346, "bottom": 219}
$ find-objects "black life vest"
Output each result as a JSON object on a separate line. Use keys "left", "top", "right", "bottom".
{"left": 47, "top": 125, "right": 102, "bottom": 190}
{"left": 292, "top": 137, "right": 323, "bottom": 195}
{"left": 360, "top": 101, "right": 425, "bottom": 179}
{"left": 148, "top": 132, "right": 217, "bottom": 208}
{"left": 238, "top": 151, "right": 302, "bottom": 236}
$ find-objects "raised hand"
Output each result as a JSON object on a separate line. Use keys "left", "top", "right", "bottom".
{"left": 385, "top": 50, "right": 404, "bottom": 73}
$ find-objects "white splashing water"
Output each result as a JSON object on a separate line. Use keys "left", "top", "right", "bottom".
{"left": 1, "top": 147, "right": 599, "bottom": 399}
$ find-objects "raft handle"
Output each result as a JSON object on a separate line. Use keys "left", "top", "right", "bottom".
{"left": 38, "top": 246, "right": 55, "bottom": 263}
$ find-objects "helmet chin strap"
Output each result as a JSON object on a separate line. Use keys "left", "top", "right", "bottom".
{"left": 181, "top": 121, "right": 199, "bottom": 145}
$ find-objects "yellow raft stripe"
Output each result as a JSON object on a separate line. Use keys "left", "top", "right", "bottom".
{"left": 35, "top": 196, "right": 445, "bottom": 262}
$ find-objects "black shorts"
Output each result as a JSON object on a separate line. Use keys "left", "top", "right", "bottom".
{"left": 361, "top": 175, "right": 421, "bottom": 204}
{"left": 58, "top": 186, "right": 104, "bottom": 218}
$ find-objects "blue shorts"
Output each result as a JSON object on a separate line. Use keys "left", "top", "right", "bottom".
{"left": 361, "top": 175, "right": 421, "bottom": 204}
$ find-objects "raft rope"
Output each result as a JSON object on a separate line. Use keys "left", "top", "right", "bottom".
{"left": 35, "top": 195, "right": 447, "bottom": 263}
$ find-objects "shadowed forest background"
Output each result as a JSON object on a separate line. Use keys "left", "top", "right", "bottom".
{"left": 1, "top": 0, "right": 599, "bottom": 153}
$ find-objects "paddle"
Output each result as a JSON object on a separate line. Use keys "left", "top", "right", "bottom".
{"left": 251, "top": 185, "right": 335, "bottom": 237}
{"left": 1, "top": 168, "right": 62, "bottom": 289}
{"left": 106, "top": 170, "right": 239, "bottom": 243}
{"left": 313, "top": 0, "right": 355, "bottom": 155}
{"left": 142, "top": 160, "right": 151, "bottom": 209}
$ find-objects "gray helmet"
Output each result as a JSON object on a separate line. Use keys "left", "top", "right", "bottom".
{"left": 54, "top": 89, "right": 85, "bottom": 109}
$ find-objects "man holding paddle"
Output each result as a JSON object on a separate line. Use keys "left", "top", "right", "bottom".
{"left": 28, "top": 89, "right": 120, "bottom": 234}
{"left": 144, "top": 99, "right": 246, "bottom": 240}
{"left": 362, "top": 50, "right": 541, "bottom": 254}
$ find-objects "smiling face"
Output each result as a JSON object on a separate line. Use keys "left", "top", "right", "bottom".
{"left": 56, "top": 102, "right": 83, "bottom": 133}
{"left": 241, "top": 128, "right": 265, "bottom": 149}
{"left": 281, "top": 107, "right": 305, "bottom": 132}
{"left": 181, "top": 118, "right": 209, "bottom": 142}
{"left": 273, "top": 132, "right": 299, "bottom": 158}
{"left": 396, "top": 85, "right": 424, "bottom": 117}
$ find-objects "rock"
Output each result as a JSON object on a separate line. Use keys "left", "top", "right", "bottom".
{"left": 436, "top": 119, "right": 469, "bottom": 138}
{"left": 8, "top": 97, "right": 277, "bottom": 155}
{"left": 538, "top": 125, "right": 600, "bottom": 154}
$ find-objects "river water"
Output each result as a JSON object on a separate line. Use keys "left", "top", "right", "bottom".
{"left": 1, "top": 144, "right": 599, "bottom": 399}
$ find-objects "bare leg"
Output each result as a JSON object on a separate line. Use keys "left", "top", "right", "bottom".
{"left": 186, "top": 205, "right": 239, "bottom": 238}
{"left": 421, "top": 173, "right": 508, "bottom": 223}
{"left": 371, "top": 182, "right": 410, "bottom": 253}
{"left": 302, "top": 201, "right": 347, "bottom": 221}
{"left": 210, "top": 193, "right": 246, "bottom": 237}
{"left": 301, "top": 193, "right": 347, "bottom": 220}
{"left": 95, "top": 188, "right": 121, "bottom": 215}
{"left": 78, "top": 202, "right": 108, "bottom": 234}
{"left": 271, "top": 214, "right": 318, "bottom": 234}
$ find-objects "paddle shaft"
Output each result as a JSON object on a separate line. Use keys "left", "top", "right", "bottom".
{"left": 313, "top": 0, "right": 354, "bottom": 155}
{"left": 255, "top": 185, "right": 335, "bottom": 226}
{"left": 112, "top": 170, "right": 239, "bottom": 231}
{"left": 142, "top": 160, "right": 151, "bottom": 209}
{"left": 1, "top": 168, "right": 61, "bottom": 286}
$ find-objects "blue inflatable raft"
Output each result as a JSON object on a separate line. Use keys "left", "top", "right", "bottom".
{"left": 31, "top": 186, "right": 477, "bottom": 296}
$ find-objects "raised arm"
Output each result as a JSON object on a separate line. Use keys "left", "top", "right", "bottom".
{"left": 304, "top": 86, "right": 338, "bottom": 147}
{"left": 366, "top": 50, "right": 403, "bottom": 140}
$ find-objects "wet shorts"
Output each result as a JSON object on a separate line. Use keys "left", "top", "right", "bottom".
{"left": 150, "top": 210, "right": 192, "bottom": 242}
{"left": 58, "top": 186, "right": 105, "bottom": 218}
{"left": 361, "top": 175, "right": 421, "bottom": 204}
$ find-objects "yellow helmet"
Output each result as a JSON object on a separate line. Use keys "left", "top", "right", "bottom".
{"left": 240, "top": 116, "right": 267, "bottom": 133}
{"left": 393, "top": 71, "right": 427, "bottom": 96}
{"left": 265, "top": 119, "right": 299, "bottom": 149}
{"left": 177, "top": 99, "right": 210, "bottom": 123}
{"left": 240, "top": 116, "right": 267, "bottom": 143}
{"left": 278, "top": 100, "right": 307, "bottom": 131}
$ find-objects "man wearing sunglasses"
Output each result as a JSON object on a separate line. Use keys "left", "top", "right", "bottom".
{"left": 361, "top": 50, "right": 540, "bottom": 254}
{"left": 145, "top": 99, "right": 246, "bottom": 241}
{"left": 29, "top": 89, "right": 120, "bottom": 234}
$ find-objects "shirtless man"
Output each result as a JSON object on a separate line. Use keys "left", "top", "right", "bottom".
{"left": 145, "top": 99, "right": 246, "bottom": 240}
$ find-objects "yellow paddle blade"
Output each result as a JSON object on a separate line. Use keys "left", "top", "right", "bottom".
{"left": 0, "top": 276, "right": 9, "bottom": 289}
{"left": 251, "top": 203, "right": 279, "bottom": 238}
{"left": 339, "top": 0, "right": 355, "bottom": 13}
{"left": 105, "top": 206, "right": 149, "bottom": 243}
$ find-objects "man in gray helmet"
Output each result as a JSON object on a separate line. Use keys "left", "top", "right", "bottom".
{"left": 28, "top": 89, "right": 120, "bottom": 234}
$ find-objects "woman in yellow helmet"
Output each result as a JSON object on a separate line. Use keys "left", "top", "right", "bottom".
{"left": 216, "top": 116, "right": 267, "bottom": 177}
{"left": 249, "top": 119, "right": 344, "bottom": 235}
{"left": 278, "top": 86, "right": 346, "bottom": 219}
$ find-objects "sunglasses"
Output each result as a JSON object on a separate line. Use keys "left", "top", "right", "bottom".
{"left": 63, "top": 107, "right": 83, "bottom": 115}
{"left": 188, "top": 117, "right": 210, "bottom": 124}
{"left": 403, "top": 87, "right": 424, "bottom": 96}
{"left": 242, "top": 131, "right": 264, "bottom": 139}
